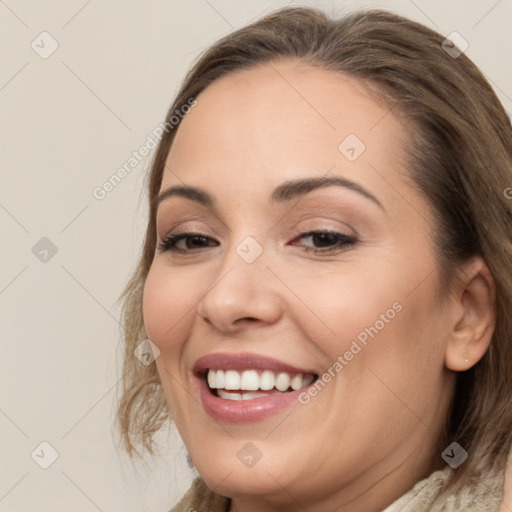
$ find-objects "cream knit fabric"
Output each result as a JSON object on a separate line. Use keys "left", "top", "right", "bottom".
{"left": 170, "top": 462, "right": 505, "bottom": 512}
{"left": 381, "top": 465, "right": 504, "bottom": 512}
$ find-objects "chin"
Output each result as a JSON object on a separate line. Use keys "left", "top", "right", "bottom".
{"left": 193, "top": 451, "right": 294, "bottom": 498}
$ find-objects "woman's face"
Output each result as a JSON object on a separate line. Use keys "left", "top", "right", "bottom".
{"left": 143, "top": 60, "right": 456, "bottom": 510}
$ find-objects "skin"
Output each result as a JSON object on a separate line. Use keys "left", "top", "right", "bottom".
{"left": 142, "top": 59, "right": 495, "bottom": 512}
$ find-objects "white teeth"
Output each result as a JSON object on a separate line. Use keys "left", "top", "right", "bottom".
{"left": 217, "top": 390, "right": 243, "bottom": 401}
{"left": 290, "top": 374, "right": 303, "bottom": 391}
{"left": 240, "top": 370, "right": 259, "bottom": 391}
{"left": 206, "top": 368, "right": 316, "bottom": 396}
{"left": 260, "top": 370, "right": 275, "bottom": 390}
{"left": 302, "top": 375, "right": 315, "bottom": 387}
{"left": 275, "top": 372, "right": 291, "bottom": 392}
{"left": 224, "top": 370, "right": 240, "bottom": 390}
{"left": 207, "top": 370, "right": 215, "bottom": 389}
{"left": 216, "top": 369, "right": 225, "bottom": 388}
{"left": 217, "top": 390, "right": 273, "bottom": 401}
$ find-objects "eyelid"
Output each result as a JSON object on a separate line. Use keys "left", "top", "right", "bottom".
{"left": 288, "top": 217, "right": 358, "bottom": 239}
{"left": 157, "top": 220, "right": 217, "bottom": 240}
{"left": 155, "top": 207, "right": 229, "bottom": 239}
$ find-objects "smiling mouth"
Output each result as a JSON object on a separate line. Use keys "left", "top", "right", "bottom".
{"left": 205, "top": 369, "right": 318, "bottom": 401}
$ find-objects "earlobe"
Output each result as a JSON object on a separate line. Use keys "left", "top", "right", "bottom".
{"left": 444, "top": 257, "right": 496, "bottom": 372}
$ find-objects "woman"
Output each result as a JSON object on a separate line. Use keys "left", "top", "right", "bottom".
{"left": 115, "top": 6, "right": 512, "bottom": 511}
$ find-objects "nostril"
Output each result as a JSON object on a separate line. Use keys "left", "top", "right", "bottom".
{"left": 236, "top": 317, "right": 259, "bottom": 324}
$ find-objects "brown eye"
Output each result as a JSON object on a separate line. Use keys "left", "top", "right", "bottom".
{"left": 158, "top": 233, "right": 219, "bottom": 253}
{"left": 291, "top": 230, "right": 357, "bottom": 253}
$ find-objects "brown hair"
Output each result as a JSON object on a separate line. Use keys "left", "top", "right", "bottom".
{"left": 114, "top": 6, "right": 512, "bottom": 502}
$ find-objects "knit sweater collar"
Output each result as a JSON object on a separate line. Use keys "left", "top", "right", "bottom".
{"left": 170, "top": 462, "right": 505, "bottom": 512}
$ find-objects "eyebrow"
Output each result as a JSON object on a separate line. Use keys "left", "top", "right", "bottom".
{"left": 155, "top": 176, "right": 384, "bottom": 211}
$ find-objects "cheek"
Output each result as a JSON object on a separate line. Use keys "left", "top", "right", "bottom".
{"left": 288, "top": 267, "right": 401, "bottom": 358}
{"left": 291, "top": 263, "right": 445, "bottom": 377}
{"left": 142, "top": 263, "right": 201, "bottom": 353}
{"left": 142, "top": 264, "right": 204, "bottom": 419}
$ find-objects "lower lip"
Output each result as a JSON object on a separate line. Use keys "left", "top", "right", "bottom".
{"left": 196, "top": 375, "right": 313, "bottom": 423}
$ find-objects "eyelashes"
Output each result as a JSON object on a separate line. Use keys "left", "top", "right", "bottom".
{"left": 158, "top": 232, "right": 216, "bottom": 253}
{"left": 157, "top": 230, "right": 357, "bottom": 255}
{"left": 290, "top": 230, "right": 357, "bottom": 253}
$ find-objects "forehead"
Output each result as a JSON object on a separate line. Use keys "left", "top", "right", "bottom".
{"left": 163, "top": 59, "right": 408, "bottom": 195}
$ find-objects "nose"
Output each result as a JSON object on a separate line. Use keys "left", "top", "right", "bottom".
{"left": 196, "top": 240, "right": 283, "bottom": 333}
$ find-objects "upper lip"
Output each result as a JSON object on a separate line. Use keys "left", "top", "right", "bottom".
{"left": 193, "top": 352, "right": 318, "bottom": 376}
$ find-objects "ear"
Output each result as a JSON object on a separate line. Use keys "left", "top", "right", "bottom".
{"left": 445, "top": 257, "right": 496, "bottom": 372}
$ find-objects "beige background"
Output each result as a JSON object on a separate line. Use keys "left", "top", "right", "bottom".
{"left": 1, "top": 1, "right": 510, "bottom": 510}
